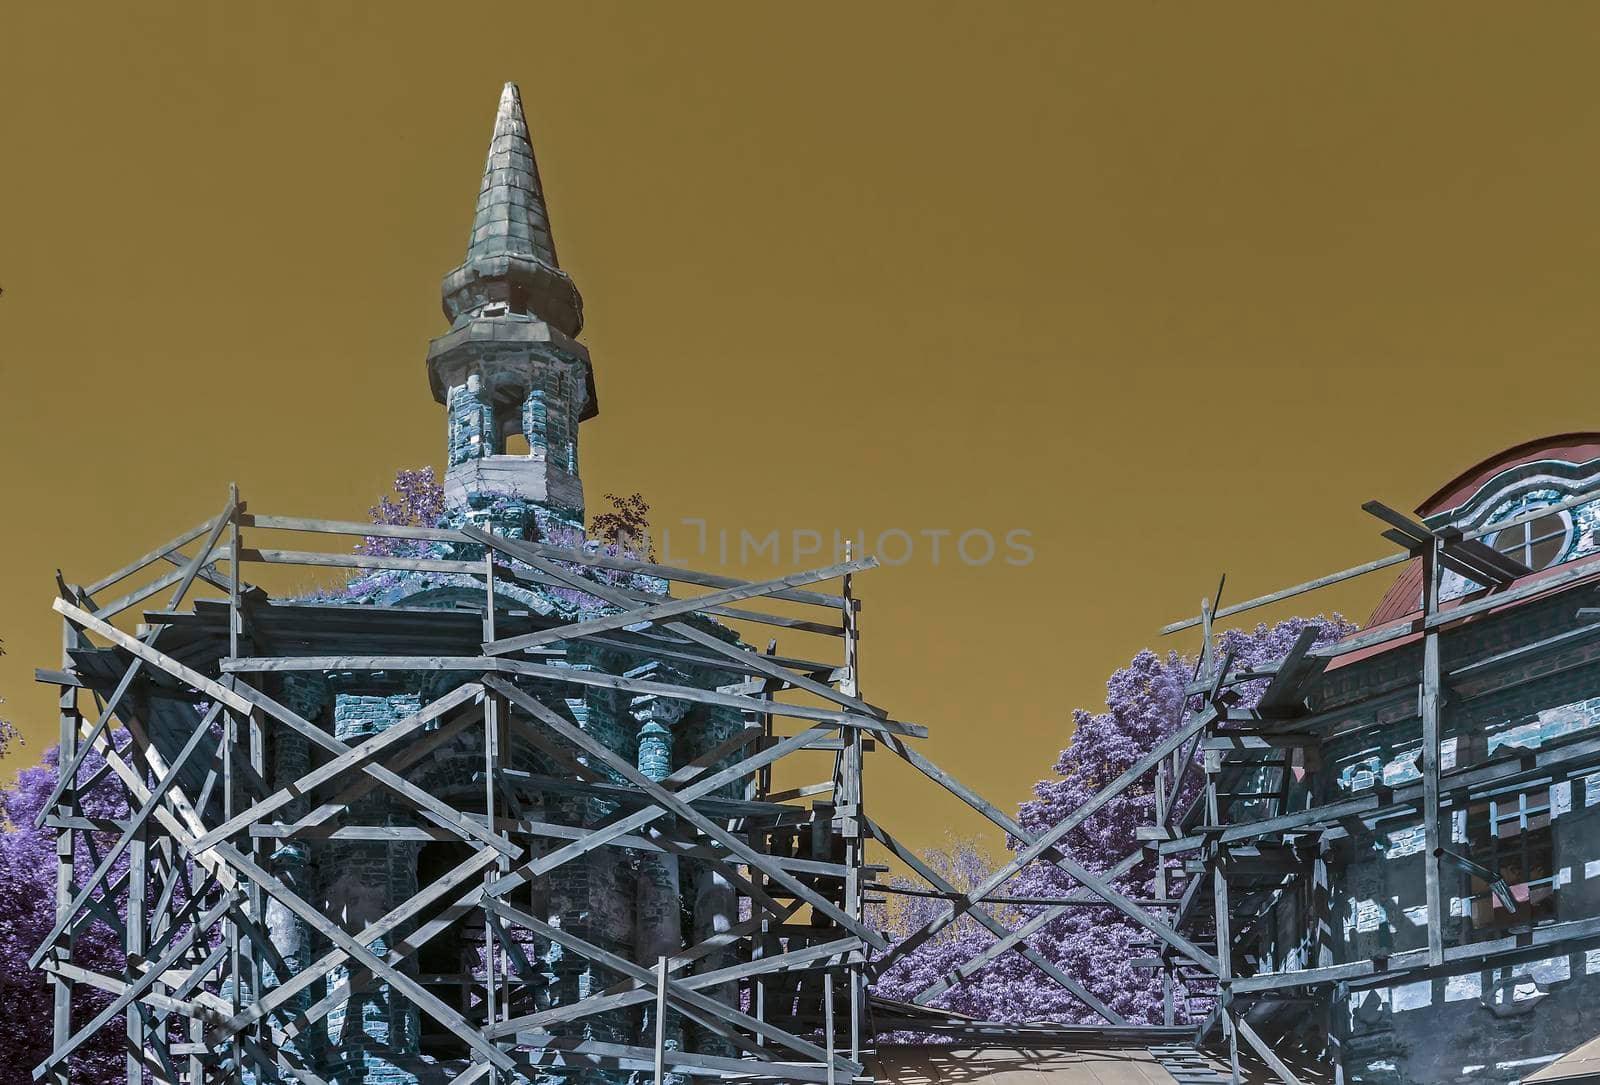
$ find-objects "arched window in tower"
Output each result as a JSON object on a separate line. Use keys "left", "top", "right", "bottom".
{"left": 1488, "top": 508, "right": 1572, "bottom": 572}
{"left": 501, "top": 397, "right": 530, "bottom": 456}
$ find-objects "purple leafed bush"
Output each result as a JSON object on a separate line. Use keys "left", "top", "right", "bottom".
{"left": 870, "top": 616, "right": 1352, "bottom": 1030}
{"left": 356, "top": 466, "right": 448, "bottom": 560}
{"left": 0, "top": 742, "right": 134, "bottom": 1085}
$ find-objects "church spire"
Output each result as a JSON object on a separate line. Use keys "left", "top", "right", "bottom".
{"left": 438, "top": 82, "right": 584, "bottom": 337}
{"left": 469, "top": 82, "right": 560, "bottom": 271}
{"left": 426, "top": 82, "right": 597, "bottom": 523}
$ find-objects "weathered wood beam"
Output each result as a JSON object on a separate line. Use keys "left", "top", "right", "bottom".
{"left": 29, "top": 703, "right": 223, "bottom": 970}
{"left": 479, "top": 550, "right": 873, "bottom": 655}
{"left": 486, "top": 898, "right": 860, "bottom": 1076}
{"left": 205, "top": 841, "right": 515, "bottom": 1072}
{"left": 1162, "top": 552, "right": 1411, "bottom": 635}
{"left": 484, "top": 676, "right": 887, "bottom": 950}
{"left": 220, "top": 653, "right": 925, "bottom": 739}
{"left": 1234, "top": 912, "right": 1600, "bottom": 995}
{"left": 868, "top": 818, "right": 1126, "bottom": 1023}
{"left": 214, "top": 846, "right": 498, "bottom": 1044}
{"left": 489, "top": 936, "right": 858, "bottom": 1040}
{"left": 466, "top": 528, "right": 885, "bottom": 716}
{"left": 35, "top": 894, "right": 235, "bottom": 1078}
{"left": 277, "top": 703, "right": 485, "bottom": 838}
{"left": 55, "top": 599, "right": 518, "bottom": 869}
{"left": 191, "top": 682, "right": 481, "bottom": 852}
{"left": 83, "top": 514, "right": 219, "bottom": 596}
{"left": 241, "top": 512, "right": 849, "bottom": 607}
{"left": 875, "top": 709, "right": 1221, "bottom": 975}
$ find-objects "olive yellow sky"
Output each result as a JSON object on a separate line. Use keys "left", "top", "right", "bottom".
{"left": 5, "top": 3, "right": 1600, "bottom": 857}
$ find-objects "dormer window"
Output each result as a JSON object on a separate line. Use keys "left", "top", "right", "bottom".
{"left": 482, "top": 301, "right": 509, "bottom": 318}
{"left": 1488, "top": 509, "right": 1572, "bottom": 572}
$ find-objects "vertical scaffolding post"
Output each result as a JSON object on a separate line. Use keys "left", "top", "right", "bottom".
{"left": 224, "top": 483, "right": 247, "bottom": 1077}
{"left": 1314, "top": 847, "right": 1343, "bottom": 1083}
{"left": 483, "top": 527, "right": 503, "bottom": 1083}
{"left": 1207, "top": 743, "right": 1240, "bottom": 1084}
{"left": 840, "top": 542, "right": 867, "bottom": 1061}
{"left": 824, "top": 972, "right": 837, "bottom": 1085}
{"left": 125, "top": 683, "right": 149, "bottom": 1085}
{"left": 1421, "top": 535, "right": 1445, "bottom": 966}
{"left": 752, "top": 639, "right": 778, "bottom": 1046}
{"left": 1155, "top": 761, "right": 1174, "bottom": 1027}
{"left": 233, "top": 484, "right": 271, "bottom": 1070}
{"left": 654, "top": 955, "right": 668, "bottom": 1085}
{"left": 51, "top": 613, "right": 78, "bottom": 1085}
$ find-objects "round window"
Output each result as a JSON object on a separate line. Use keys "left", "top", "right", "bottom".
{"left": 1489, "top": 510, "right": 1571, "bottom": 572}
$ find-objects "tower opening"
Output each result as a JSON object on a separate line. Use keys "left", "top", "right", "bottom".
{"left": 415, "top": 839, "right": 479, "bottom": 1062}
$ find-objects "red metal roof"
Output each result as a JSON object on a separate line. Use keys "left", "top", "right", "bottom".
{"left": 1366, "top": 433, "right": 1600, "bottom": 628}
{"left": 1339, "top": 549, "right": 1600, "bottom": 671}
{"left": 1416, "top": 432, "right": 1600, "bottom": 516}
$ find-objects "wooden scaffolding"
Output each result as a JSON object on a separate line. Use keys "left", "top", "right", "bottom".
{"left": 1138, "top": 489, "right": 1600, "bottom": 1083}
{"left": 33, "top": 488, "right": 1207, "bottom": 1085}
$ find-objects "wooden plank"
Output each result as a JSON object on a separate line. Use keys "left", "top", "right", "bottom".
{"left": 241, "top": 513, "right": 850, "bottom": 607}
{"left": 468, "top": 528, "right": 885, "bottom": 716}
{"left": 242, "top": 513, "right": 459, "bottom": 543}
{"left": 513, "top": 1039, "right": 834, "bottom": 1083}
{"left": 55, "top": 598, "right": 255, "bottom": 714}
{"left": 867, "top": 818, "right": 1126, "bottom": 1024}
{"left": 70, "top": 698, "right": 236, "bottom": 892}
{"left": 1164, "top": 724, "right": 1600, "bottom": 851}
{"left": 87, "top": 516, "right": 217, "bottom": 595}
{"left": 35, "top": 643, "right": 152, "bottom": 828}
{"left": 220, "top": 653, "right": 925, "bottom": 739}
{"left": 487, "top": 720, "right": 833, "bottom": 899}
{"left": 239, "top": 547, "right": 484, "bottom": 575}
{"left": 54, "top": 597, "right": 516, "bottom": 860}
{"left": 1161, "top": 551, "right": 1411, "bottom": 635}
{"left": 486, "top": 898, "right": 860, "bottom": 1076}
{"left": 38, "top": 961, "right": 225, "bottom": 1025}
{"left": 478, "top": 549, "right": 873, "bottom": 654}
{"left": 497, "top": 768, "right": 797, "bottom": 821}
{"left": 483, "top": 676, "right": 887, "bottom": 950}
{"left": 1420, "top": 540, "right": 1445, "bottom": 968}
{"left": 212, "top": 846, "right": 498, "bottom": 1043}
{"left": 1254, "top": 627, "right": 1325, "bottom": 718}
{"left": 875, "top": 709, "right": 1222, "bottom": 975}
{"left": 208, "top": 841, "right": 515, "bottom": 1071}
{"left": 1202, "top": 734, "right": 1318, "bottom": 751}
{"left": 278, "top": 703, "right": 485, "bottom": 838}
{"left": 1233, "top": 912, "right": 1600, "bottom": 995}
{"left": 29, "top": 702, "right": 223, "bottom": 970}
{"left": 190, "top": 682, "right": 482, "bottom": 852}
{"left": 489, "top": 935, "right": 857, "bottom": 1040}
{"left": 221, "top": 680, "right": 519, "bottom": 859}
{"left": 168, "top": 499, "right": 238, "bottom": 620}
{"left": 34, "top": 894, "right": 235, "bottom": 1077}
{"left": 506, "top": 898, "right": 803, "bottom": 1040}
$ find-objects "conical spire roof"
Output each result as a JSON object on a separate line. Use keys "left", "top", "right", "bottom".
{"left": 439, "top": 82, "right": 584, "bottom": 336}
{"left": 467, "top": 82, "right": 561, "bottom": 269}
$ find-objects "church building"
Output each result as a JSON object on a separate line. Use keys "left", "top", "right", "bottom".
{"left": 262, "top": 83, "right": 752, "bottom": 1084}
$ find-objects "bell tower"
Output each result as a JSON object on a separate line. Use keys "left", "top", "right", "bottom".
{"left": 425, "top": 82, "right": 598, "bottom": 524}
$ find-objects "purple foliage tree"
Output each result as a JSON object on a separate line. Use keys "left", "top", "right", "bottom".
{"left": 1, "top": 741, "right": 133, "bottom": 1085}
{"left": 357, "top": 466, "right": 447, "bottom": 559}
{"left": 872, "top": 616, "right": 1352, "bottom": 1029}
